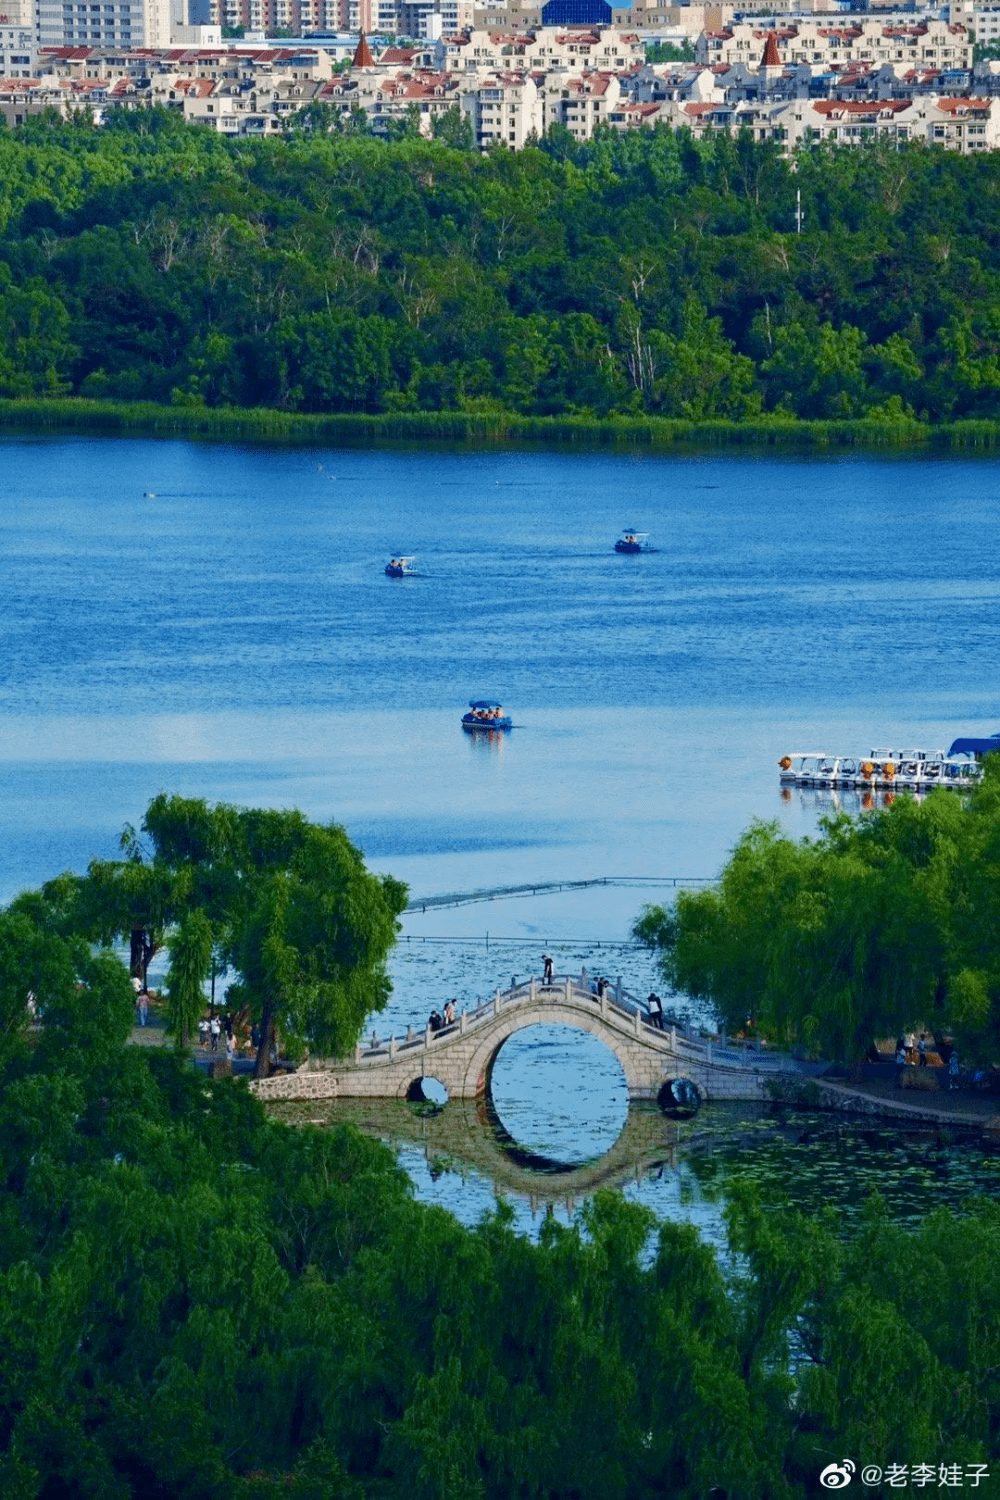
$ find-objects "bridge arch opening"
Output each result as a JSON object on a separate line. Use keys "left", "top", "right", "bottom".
{"left": 657, "top": 1077, "right": 701, "bottom": 1119}
{"left": 406, "top": 1076, "right": 449, "bottom": 1106}
{"left": 486, "top": 1024, "right": 628, "bottom": 1166}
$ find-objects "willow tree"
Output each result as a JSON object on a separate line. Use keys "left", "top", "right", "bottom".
{"left": 634, "top": 794, "right": 967, "bottom": 1064}
{"left": 73, "top": 828, "right": 180, "bottom": 988}
{"left": 55, "top": 794, "right": 406, "bottom": 1076}
{"left": 164, "top": 908, "right": 213, "bottom": 1049}
{"left": 139, "top": 795, "right": 408, "bottom": 1077}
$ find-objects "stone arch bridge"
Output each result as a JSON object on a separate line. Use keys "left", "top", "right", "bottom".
{"left": 251, "top": 973, "right": 821, "bottom": 1107}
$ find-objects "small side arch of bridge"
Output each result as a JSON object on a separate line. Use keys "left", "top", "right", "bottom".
{"left": 253, "top": 973, "right": 819, "bottom": 1107}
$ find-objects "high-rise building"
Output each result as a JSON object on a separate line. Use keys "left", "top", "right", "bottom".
{"left": 0, "top": 14, "right": 36, "bottom": 74}
{"left": 35, "top": 0, "right": 175, "bottom": 48}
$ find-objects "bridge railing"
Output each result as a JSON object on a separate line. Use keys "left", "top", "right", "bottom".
{"left": 345, "top": 972, "right": 807, "bottom": 1075}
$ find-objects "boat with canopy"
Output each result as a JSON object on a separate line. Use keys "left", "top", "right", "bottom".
{"left": 462, "top": 699, "right": 512, "bottom": 731}
{"left": 614, "top": 530, "right": 651, "bottom": 554}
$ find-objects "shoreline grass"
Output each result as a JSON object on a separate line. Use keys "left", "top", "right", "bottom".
{"left": 2, "top": 397, "right": 1000, "bottom": 450}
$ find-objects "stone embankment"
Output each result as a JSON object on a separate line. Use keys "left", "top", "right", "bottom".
{"left": 808, "top": 1077, "right": 1000, "bottom": 1133}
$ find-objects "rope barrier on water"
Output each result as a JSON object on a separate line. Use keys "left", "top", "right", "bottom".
{"left": 403, "top": 875, "right": 713, "bottom": 914}
{"left": 400, "top": 936, "right": 643, "bottom": 947}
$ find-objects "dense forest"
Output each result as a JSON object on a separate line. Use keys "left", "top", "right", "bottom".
{"left": 4, "top": 111, "right": 1000, "bottom": 422}
{"left": 637, "top": 762, "right": 1000, "bottom": 1066}
{"left": 2, "top": 808, "right": 999, "bottom": 1498}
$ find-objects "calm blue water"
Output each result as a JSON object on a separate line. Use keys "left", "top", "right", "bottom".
{"left": 2, "top": 436, "right": 999, "bottom": 1194}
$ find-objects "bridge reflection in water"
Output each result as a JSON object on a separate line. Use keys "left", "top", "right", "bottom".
{"left": 263, "top": 1094, "right": 728, "bottom": 1210}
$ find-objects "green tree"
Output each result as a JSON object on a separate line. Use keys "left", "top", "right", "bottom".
{"left": 431, "top": 105, "right": 473, "bottom": 150}
{"left": 140, "top": 795, "right": 408, "bottom": 1074}
{"left": 635, "top": 791, "right": 970, "bottom": 1063}
{"left": 762, "top": 320, "right": 871, "bottom": 418}
{"left": 645, "top": 39, "right": 695, "bottom": 62}
{"left": 164, "top": 907, "right": 213, "bottom": 1048}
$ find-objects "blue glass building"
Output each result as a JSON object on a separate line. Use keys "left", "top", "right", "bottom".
{"left": 540, "top": 0, "right": 613, "bottom": 24}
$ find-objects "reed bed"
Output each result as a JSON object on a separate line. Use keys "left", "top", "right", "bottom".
{"left": 0, "top": 397, "right": 997, "bottom": 450}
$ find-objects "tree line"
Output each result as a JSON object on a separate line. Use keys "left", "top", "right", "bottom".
{"left": 1, "top": 801, "right": 998, "bottom": 1496}
{"left": 4, "top": 111, "right": 1000, "bottom": 421}
{"left": 636, "top": 762, "right": 1000, "bottom": 1065}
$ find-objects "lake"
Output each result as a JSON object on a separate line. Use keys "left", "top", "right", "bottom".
{"left": 2, "top": 435, "right": 999, "bottom": 1230}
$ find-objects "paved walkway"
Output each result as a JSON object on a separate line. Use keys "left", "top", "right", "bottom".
{"left": 127, "top": 1019, "right": 268, "bottom": 1076}
{"left": 127, "top": 1018, "right": 171, "bottom": 1047}
{"left": 819, "top": 1076, "right": 1000, "bottom": 1128}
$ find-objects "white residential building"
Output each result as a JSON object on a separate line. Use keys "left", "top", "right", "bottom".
{"left": 658, "top": 89, "right": 1000, "bottom": 152}
{"left": 697, "top": 18, "right": 973, "bottom": 71}
{"left": 538, "top": 66, "right": 620, "bottom": 136}
{"left": 0, "top": 21, "right": 36, "bottom": 74}
{"left": 36, "top": 0, "right": 175, "bottom": 49}
{"left": 460, "top": 67, "right": 540, "bottom": 143}
{"left": 435, "top": 25, "right": 644, "bottom": 72}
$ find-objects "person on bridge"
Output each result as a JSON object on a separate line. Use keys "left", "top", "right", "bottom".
{"left": 542, "top": 954, "right": 554, "bottom": 983}
{"left": 443, "top": 1000, "right": 456, "bottom": 1026}
{"left": 647, "top": 993, "right": 664, "bottom": 1030}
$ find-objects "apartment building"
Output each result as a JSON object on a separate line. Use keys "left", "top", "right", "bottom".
{"left": 7, "top": 15, "right": 1000, "bottom": 157}
{"left": 35, "top": 0, "right": 172, "bottom": 49}
{"left": 950, "top": 0, "right": 1000, "bottom": 44}
{"left": 537, "top": 65, "right": 619, "bottom": 134}
{"left": 948, "top": 0, "right": 1000, "bottom": 42}
{"left": 0, "top": 21, "right": 35, "bottom": 73}
{"left": 697, "top": 18, "right": 973, "bottom": 70}
{"left": 460, "top": 66, "right": 539, "bottom": 140}
{"left": 659, "top": 88, "right": 1000, "bottom": 150}
{"left": 434, "top": 24, "right": 643, "bottom": 71}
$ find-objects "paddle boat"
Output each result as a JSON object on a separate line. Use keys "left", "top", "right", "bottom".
{"left": 779, "top": 745, "right": 982, "bottom": 790}
{"left": 385, "top": 556, "right": 417, "bottom": 578}
{"left": 462, "top": 699, "right": 512, "bottom": 731}
{"left": 614, "top": 529, "right": 651, "bottom": 554}
{"left": 778, "top": 753, "right": 826, "bottom": 785}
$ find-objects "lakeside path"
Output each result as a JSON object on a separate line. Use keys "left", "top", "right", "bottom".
{"left": 816, "top": 1076, "right": 1000, "bottom": 1130}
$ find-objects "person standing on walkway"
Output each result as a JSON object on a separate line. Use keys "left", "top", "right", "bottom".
{"left": 138, "top": 991, "right": 148, "bottom": 1027}
{"left": 647, "top": 992, "right": 664, "bottom": 1030}
{"left": 918, "top": 1033, "right": 928, "bottom": 1067}
{"left": 209, "top": 1012, "right": 221, "bottom": 1053}
{"left": 895, "top": 1041, "right": 908, "bottom": 1088}
{"left": 949, "top": 1049, "right": 961, "bottom": 1090}
{"left": 542, "top": 954, "right": 554, "bottom": 984}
